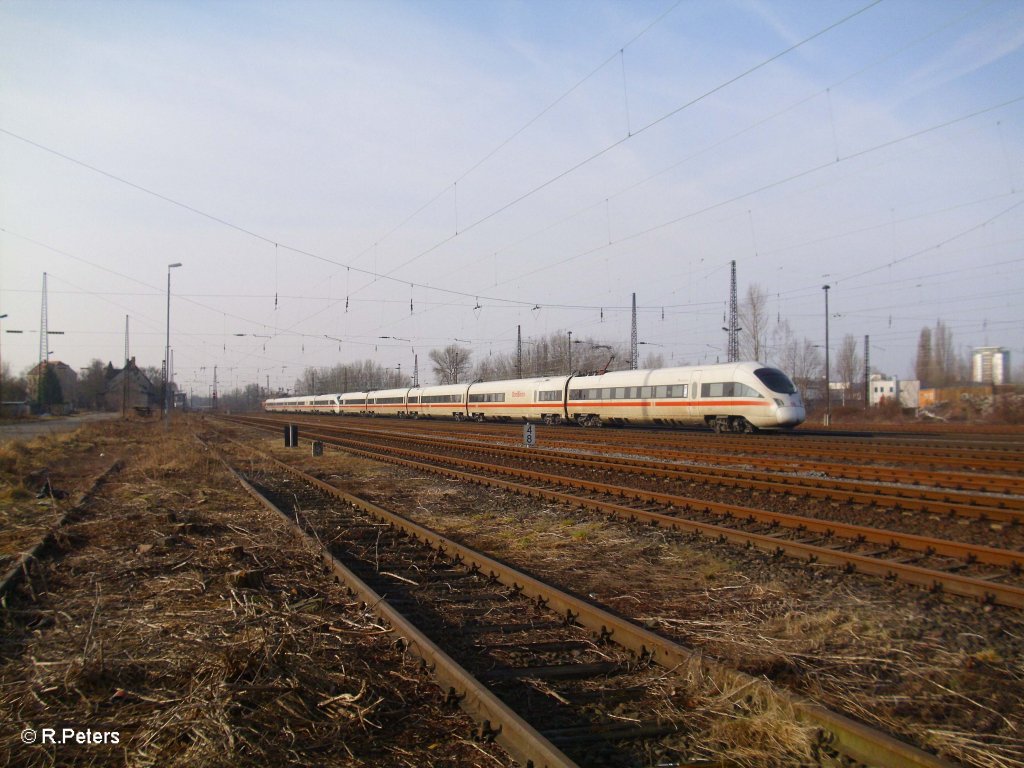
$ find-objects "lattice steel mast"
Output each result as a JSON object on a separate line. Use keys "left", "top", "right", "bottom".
{"left": 630, "top": 293, "right": 638, "bottom": 370}
{"left": 725, "top": 261, "right": 740, "bottom": 362}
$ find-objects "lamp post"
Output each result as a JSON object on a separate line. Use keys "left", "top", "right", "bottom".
{"left": 0, "top": 314, "right": 6, "bottom": 402}
{"left": 822, "top": 284, "right": 831, "bottom": 427}
{"left": 165, "top": 263, "right": 182, "bottom": 421}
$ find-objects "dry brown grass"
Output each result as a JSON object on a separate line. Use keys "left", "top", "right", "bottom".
{"left": 331, "top": 448, "right": 1024, "bottom": 768}
{"left": 1, "top": 420, "right": 513, "bottom": 767}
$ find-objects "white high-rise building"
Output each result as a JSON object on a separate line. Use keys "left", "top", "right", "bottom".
{"left": 972, "top": 347, "right": 1010, "bottom": 385}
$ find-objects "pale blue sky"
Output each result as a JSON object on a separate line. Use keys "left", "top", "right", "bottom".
{"left": 2, "top": 0, "right": 1022, "bottom": 393}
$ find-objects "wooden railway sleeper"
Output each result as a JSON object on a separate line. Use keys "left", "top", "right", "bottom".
{"left": 215, "top": 426, "right": 963, "bottom": 767}
{"left": 475, "top": 720, "right": 502, "bottom": 743}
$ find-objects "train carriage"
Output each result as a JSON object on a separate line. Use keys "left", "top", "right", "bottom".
{"left": 565, "top": 362, "right": 802, "bottom": 432}
{"left": 410, "top": 383, "right": 470, "bottom": 420}
{"left": 264, "top": 361, "right": 804, "bottom": 432}
{"left": 339, "top": 392, "right": 368, "bottom": 416}
{"left": 264, "top": 394, "right": 340, "bottom": 415}
{"left": 465, "top": 376, "right": 571, "bottom": 422}
{"left": 566, "top": 367, "right": 689, "bottom": 426}
{"left": 365, "top": 387, "right": 413, "bottom": 417}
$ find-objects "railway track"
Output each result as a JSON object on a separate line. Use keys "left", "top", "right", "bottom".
{"left": 203, "top": 429, "right": 954, "bottom": 768}
{"left": 0, "top": 459, "right": 123, "bottom": 602}
{"left": 222, "top": 415, "right": 1024, "bottom": 608}
{"left": 255, "top": 418, "right": 1024, "bottom": 522}
{"left": 255, "top": 414, "right": 1024, "bottom": 495}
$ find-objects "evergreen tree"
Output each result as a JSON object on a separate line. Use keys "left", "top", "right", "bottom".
{"left": 39, "top": 365, "right": 64, "bottom": 409}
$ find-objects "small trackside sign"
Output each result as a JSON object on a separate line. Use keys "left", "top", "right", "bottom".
{"left": 523, "top": 423, "right": 536, "bottom": 448}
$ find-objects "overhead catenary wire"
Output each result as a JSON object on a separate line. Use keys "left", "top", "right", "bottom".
{"left": 0, "top": 0, "right": 885, "bottom": 323}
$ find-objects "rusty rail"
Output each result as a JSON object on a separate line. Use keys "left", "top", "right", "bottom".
{"left": 227, "top": 416, "right": 1024, "bottom": 609}
{"left": 209, "top": 426, "right": 957, "bottom": 768}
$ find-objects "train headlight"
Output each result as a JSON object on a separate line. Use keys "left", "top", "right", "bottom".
{"left": 773, "top": 398, "right": 784, "bottom": 407}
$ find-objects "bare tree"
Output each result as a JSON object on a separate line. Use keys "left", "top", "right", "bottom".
{"left": 915, "top": 326, "right": 933, "bottom": 386}
{"left": 641, "top": 352, "right": 665, "bottom": 369}
{"left": 739, "top": 283, "right": 770, "bottom": 362}
{"left": 77, "top": 359, "right": 108, "bottom": 410}
{"left": 429, "top": 344, "right": 471, "bottom": 384}
{"left": 915, "top": 320, "right": 957, "bottom": 387}
{"left": 1, "top": 361, "right": 28, "bottom": 401}
{"left": 835, "top": 334, "right": 861, "bottom": 404}
{"left": 933, "top": 320, "right": 955, "bottom": 386}
{"left": 468, "top": 331, "right": 626, "bottom": 381}
{"left": 293, "top": 359, "right": 403, "bottom": 394}
{"left": 773, "top": 320, "right": 822, "bottom": 400}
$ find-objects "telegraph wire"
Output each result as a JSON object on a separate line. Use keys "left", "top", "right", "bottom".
{"left": 454, "top": 0, "right": 995, "bottom": 296}
{"left": 340, "top": 0, "right": 887, "bottom": 291}
{"left": 0, "top": 1, "right": 881, "bottom": 317}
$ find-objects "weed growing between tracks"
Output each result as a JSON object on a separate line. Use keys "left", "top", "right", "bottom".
{"left": 255, "top": 430, "right": 1024, "bottom": 768}
{"left": 1, "top": 420, "right": 512, "bottom": 767}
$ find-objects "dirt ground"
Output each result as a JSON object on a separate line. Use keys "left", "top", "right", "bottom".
{"left": 2, "top": 416, "right": 1022, "bottom": 767}
{"left": 1, "top": 418, "right": 512, "bottom": 767}
{"left": 249, "top": 422, "right": 1024, "bottom": 768}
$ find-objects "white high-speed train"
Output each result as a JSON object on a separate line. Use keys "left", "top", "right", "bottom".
{"left": 264, "top": 361, "right": 805, "bottom": 432}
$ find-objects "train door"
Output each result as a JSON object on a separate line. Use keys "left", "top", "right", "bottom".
{"left": 688, "top": 370, "right": 702, "bottom": 420}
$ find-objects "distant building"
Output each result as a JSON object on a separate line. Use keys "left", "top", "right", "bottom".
{"left": 868, "top": 374, "right": 920, "bottom": 410}
{"left": 103, "top": 357, "right": 159, "bottom": 412}
{"left": 26, "top": 361, "right": 78, "bottom": 405}
{"left": 972, "top": 347, "right": 1010, "bottom": 385}
{"left": 0, "top": 401, "right": 31, "bottom": 418}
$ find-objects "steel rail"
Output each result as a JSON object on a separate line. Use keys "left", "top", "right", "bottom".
{"left": 251, "top": 413, "right": 1024, "bottom": 494}
{"left": 516, "top": 437, "right": 1022, "bottom": 495}
{"left": 0, "top": 459, "right": 123, "bottom": 602}
{"left": 229, "top": 417, "right": 1024, "bottom": 572}
{"left": 212, "top": 427, "right": 957, "bottom": 768}
{"left": 231, "top": 418, "right": 1024, "bottom": 609}
{"left": 323, "top": 433, "right": 1024, "bottom": 569}
{"left": 286, "top": 420, "right": 1024, "bottom": 522}
{"left": 203, "top": 438, "right": 580, "bottom": 768}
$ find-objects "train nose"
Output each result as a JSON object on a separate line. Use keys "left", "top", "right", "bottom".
{"left": 776, "top": 405, "right": 805, "bottom": 428}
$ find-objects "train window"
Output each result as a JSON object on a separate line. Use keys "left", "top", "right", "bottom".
{"left": 614, "top": 387, "right": 625, "bottom": 399}
{"left": 423, "top": 394, "right": 462, "bottom": 403}
{"left": 641, "top": 386, "right": 653, "bottom": 399}
{"left": 754, "top": 367, "right": 797, "bottom": 394}
{"left": 654, "top": 385, "right": 685, "bottom": 398}
{"left": 469, "top": 393, "right": 506, "bottom": 403}
{"left": 701, "top": 382, "right": 759, "bottom": 398}
{"left": 537, "top": 390, "right": 561, "bottom": 402}
{"left": 408, "top": 396, "right": 419, "bottom": 404}
{"left": 735, "top": 383, "right": 762, "bottom": 398}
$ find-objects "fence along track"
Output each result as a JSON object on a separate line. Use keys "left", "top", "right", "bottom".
{"left": 211, "top": 422, "right": 957, "bottom": 768}
{"left": 226, "top": 417, "right": 1024, "bottom": 609}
